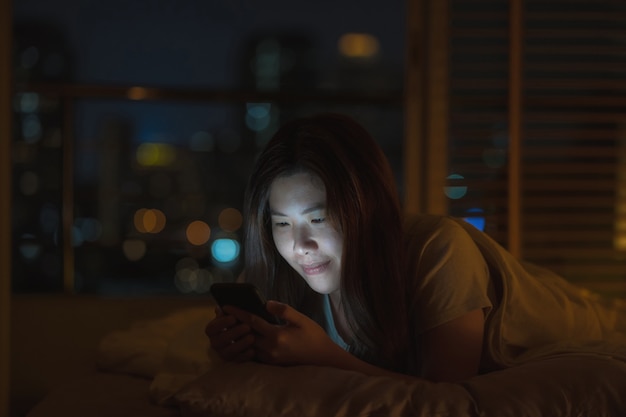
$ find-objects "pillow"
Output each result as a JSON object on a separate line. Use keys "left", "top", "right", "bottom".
{"left": 462, "top": 353, "right": 626, "bottom": 417}
{"left": 149, "top": 309, "right": 222, "bottom": 405}
{"left": 174, "top": 362, "right": 476, "bottom": 417}
{"left": 97, "top": 307, "right": 216, "bottom": 379}
{"left": 174, "top": 355, "right": 626, "bottom": 417}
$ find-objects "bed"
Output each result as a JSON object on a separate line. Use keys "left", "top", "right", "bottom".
{"left": 26, "top": 303, "right": 626, "bottom": 417}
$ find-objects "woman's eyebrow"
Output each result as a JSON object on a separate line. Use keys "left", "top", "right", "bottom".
{"left": 270, "top": 203, "right": 325, "bottom": 216}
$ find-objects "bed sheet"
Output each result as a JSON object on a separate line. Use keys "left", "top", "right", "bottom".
{"left": 28, "top": 304, "right": 626, "bottom": 417}
{"left": 26, "top": 372, "right": 180, "bottom": 417}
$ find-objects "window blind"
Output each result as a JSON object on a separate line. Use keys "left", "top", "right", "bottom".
{"left": 446, "top": 0, "right": 626, "bottom": 295}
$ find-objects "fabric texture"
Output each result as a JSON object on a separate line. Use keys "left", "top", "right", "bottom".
{"left": 462, "top": 353, "right": 626, "bottom": 417}
{"left": 404, "top": 215, "right": 494, "bottom": 334}
{"left": 403, "top": 214, "right": 626, "bottom": 368}
{"left": 175, "top": 362, "right": 477, "bottom": 417}
{"left": 96, "top": 306, "right": 220, "bottom": 405}
{"left": 89, "top": 300, "right": 626, "bottom": 417}
{"left": 174, "top": 355, "right": 626, "bottom": 417}
{"left": 448, "top": 215, "right": 626, "bottom": 366}
{"left": 26, "top": 373, "right": 181, "bottom": 417}
{"left": 96, "top": 307, "right": 215, "bottom": 378}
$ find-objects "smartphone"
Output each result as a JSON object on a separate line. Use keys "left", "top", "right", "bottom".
{"left": 210, "top": 282, "right": 282, "bottom": 325}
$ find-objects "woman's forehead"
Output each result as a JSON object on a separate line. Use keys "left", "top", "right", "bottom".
{"left": 269, "top": 172, "right": 326, "bottom": 208}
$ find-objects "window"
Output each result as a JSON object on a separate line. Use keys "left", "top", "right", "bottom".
{"left": 11, "top": 0, "right": 406, "bottom": 294}
{"left": 13, "top": 0, "right": 625, "bottom": 297}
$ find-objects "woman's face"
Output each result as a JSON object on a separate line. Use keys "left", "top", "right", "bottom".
{"left": 269, "top": 172, "right": 343, "bottom": 296}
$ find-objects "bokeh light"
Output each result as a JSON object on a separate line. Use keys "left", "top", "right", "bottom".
{"left": 74, "top": 217, "right": 103, "bottom": 242}
{"left": 246, "top": 103, "right": 272, "bottom": 132}
{"left": 338, "top": 33, "right": 380, "bottom": 58}
{"left": 18, "top": 92, "right": 40, "bottom": 113}
{"left": 175, "top": 257, "right": 213, "bottom": 293}
{"left": 71, "top": 225, "right": 83, "bottom": 247}
{"left": 211, "top": 238, "right": 240, "bottom": 263}
{"left": 444, "top": 174, "right": 468, "bottom": 199}
{"left": 218, "top": 208, "right": 243, "bottom": 232}
{"left": 186, "top": 220, "right": 211, "bottom": 246}
{"left": 463, "top": 208, "right": 486, "bottom": 231}
{"left": 615, "top": 214, "right": 626, "bottom": 251}
{"left": 134, "top": 208, "right": 167, "bottom": 233}
{"left": 122, "top": 239, "right": 147, "bottom": 261}
{"left": 614, "top": 235, "right": 626, "bottom": 251}
{"left": 136, "top": 143, "right": 176, "bottom": 167}
{"left": 19, "top": 234, "right": 41, "bottom": 260}
{"left": 127, "top": 86, "right": 150, "bottom": 100}
{"left": 22, "top": 114, "right": 42, "bottom": 143}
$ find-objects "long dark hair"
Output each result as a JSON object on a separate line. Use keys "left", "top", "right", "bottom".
{"left": 243, "top": 113, "right": 408, "bottom": 371}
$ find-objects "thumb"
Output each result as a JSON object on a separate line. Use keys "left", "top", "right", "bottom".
{"left": 266, "top": 300, "right": 304, "bottom": 324}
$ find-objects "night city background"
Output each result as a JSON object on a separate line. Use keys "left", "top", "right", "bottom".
{"left": 10, "top": 0, "right": 406, "bottom": 295}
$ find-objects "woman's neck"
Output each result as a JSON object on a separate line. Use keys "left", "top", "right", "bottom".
{"left": 328, "top": 291, "right": 352, "bottom": 342}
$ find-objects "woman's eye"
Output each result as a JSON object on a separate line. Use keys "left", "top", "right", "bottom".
{"left": 274, "top": 221, "right": 289, "bottom": 227}
{"left": 311, "top": 217, "right": 325, "bottom": 224}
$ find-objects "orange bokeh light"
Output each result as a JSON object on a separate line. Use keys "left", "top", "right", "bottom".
{"left": 186, "top": 220, "right": 211, "bottom": 246}
{"left": 218, "top": 207, "right": 243, "bottom": 232}
{"left": 134, "top": 208, "right": 166, "bottom": 233}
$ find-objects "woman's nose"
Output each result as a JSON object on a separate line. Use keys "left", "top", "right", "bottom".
{"left": 293, "top": 226, "right": 317, "bottom": 254}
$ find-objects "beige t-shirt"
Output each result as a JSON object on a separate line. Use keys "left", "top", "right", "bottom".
{"left": 406, "top": 214, "right": 626, "bottom": 368}
{"left": 404, "top": 214, "right": 494, "bottom": 335}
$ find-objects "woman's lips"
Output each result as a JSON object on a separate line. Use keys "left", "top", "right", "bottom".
{"left": 300, "top": 261, "right": 330, "bottom": 275}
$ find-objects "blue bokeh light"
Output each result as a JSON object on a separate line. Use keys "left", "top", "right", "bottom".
{"left": 463, "top": 208, "right": 485, "bottom": 231}
{"left": 211, "top": 238, "right": 240, "bottom": 263}
{"left": 444, "top": 173, "right": 468, "bottom": 199}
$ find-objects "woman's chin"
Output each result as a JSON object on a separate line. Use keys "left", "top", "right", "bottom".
{"left": 306, "top": 281, "right": 339, "bottom": 296}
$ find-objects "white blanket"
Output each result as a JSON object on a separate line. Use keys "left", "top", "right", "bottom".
{"left": 97, "top": 306, "right": 219, "bottom": 404}
{"left": 97, "top": 304, "right": 626, "bottom": 417}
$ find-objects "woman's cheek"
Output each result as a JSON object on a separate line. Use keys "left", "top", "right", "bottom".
{"left": 272, "top": 232, "right": 291, "bottom": 259}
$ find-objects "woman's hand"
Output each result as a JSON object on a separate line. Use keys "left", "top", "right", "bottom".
{"left": 223, "top": 301, "right": 344, "bottom": 366}
{"left": 204, "top": 307, "right": 256, "bottom": 362}
{"left": 214, "top": 301, "right": 422, "bottom": 382}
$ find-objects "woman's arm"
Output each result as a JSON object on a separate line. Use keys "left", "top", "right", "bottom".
{"left": 321, "top": 308, "right": 485, "bottom": 382}
{"left": 221, "top": 302, "right": 484, "bottom": 383}
{"left": 222, "top": 301, "right": 417, "bottom": 381}
{"left": 420, "top": 308, "right": 485, "bottom": 381}
{"left": 405, "top": 217, "right": 491, "bottom": 381}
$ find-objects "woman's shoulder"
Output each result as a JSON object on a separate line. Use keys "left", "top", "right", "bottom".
{"left": 403, "top": 213, "right": 467, "bottom": 240}
{"left": 402, "top": 213, "right": 486, "bottom": 262}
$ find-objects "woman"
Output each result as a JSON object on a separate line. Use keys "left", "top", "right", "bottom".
{"left": 205, "top": 113, "right": 626, "bottom": 382}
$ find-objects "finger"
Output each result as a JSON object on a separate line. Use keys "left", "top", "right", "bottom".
{"left": 219, "top": 334, "right": 255, "bottom": 362}
{"left": 223, "top": 306, "right": 275, "bottom": 335}
{"left": 266, "top": 300, "right": 304, "bottom": 325}
{"left": 210, "top": 322, "right": 252, "bottom": 350}
{"left": 205, "top": 314, "right": 237, "bottom": 337}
